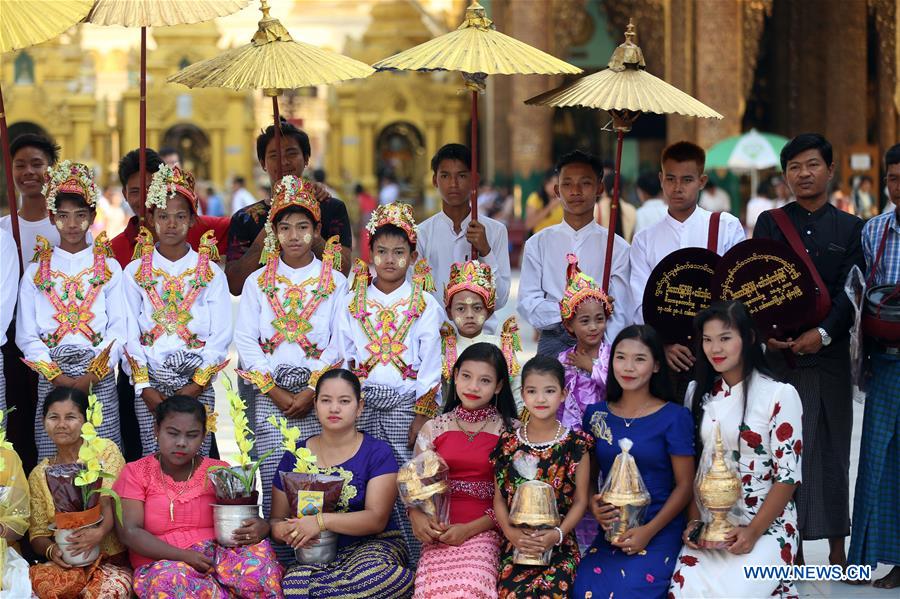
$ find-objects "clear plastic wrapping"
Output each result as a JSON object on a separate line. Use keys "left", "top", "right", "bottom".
{"left": 397, "top": 442, "right": 450, "bottom": 524}
{"left": 207, "top": 464, "right": 260, "bottom": 505}
{"left": 598, "top": 438, "right": 651, "bottom": 543}
{"left": 508, "top": 451, "right": 560, "bottom": 566}
{"left": 694, "top": 423, "right": 742, "bottom": 549}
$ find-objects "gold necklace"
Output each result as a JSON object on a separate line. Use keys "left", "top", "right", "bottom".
{"left": 158, "top": 455, "right": 198, "bottom": 521}
{"left": 454, "top": 413, "right": 492, "bottom": 442}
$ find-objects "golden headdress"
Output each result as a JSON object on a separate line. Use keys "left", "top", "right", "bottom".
{"left": 559, "top": 253, "right": 613, "bottom": 319}
{"left": 444, "top": 259, "right": 495, "bottom": 310}
{"left": 146, "top": 165, "right": 198, "bottom": 213}
{"left": 365, "top": 201, "right": 418, "bottom": 245}
{"left": 260, "top": 175, "right": 321, "bottom": 264}
{"left": 43, "top": 160, "right": 101, "bottom": 214}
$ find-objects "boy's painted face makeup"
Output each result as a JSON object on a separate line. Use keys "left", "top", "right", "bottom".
{"left": 521, "top": 371, "right": 564, "bottom": 419}
{"left": 51, "top": 200, "right": 93, "bottom": 245}
{"left": 453, "top": 359, "right": 501, "bottom": 410}
{"left": 372, "top": 234, "right": 415, "bottom": 284}
{"left": 450, "top": 290, "right": 489, "bottom": 337}
{"left": 565, "top": 299, "right": 607, "bottom": 347}
{"left": 612, "top": 338, "right": 658, "bottom": 392}
{"left": 701, "top": 318, "right": 743, "bottom": 376}
{"left": 276, "top": 212, "right": 317, "bottom": 261}
{"left": 150, "top": 194, "right": 193, "bottom": 245}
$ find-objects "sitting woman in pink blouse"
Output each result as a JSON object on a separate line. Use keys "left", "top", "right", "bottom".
{"left": 113, "top": 395, "right": 283, "bottom": 598}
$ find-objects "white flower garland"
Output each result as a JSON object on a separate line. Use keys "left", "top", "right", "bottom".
{"left": 146, "top": 164, "right": 176, "bottom": 211}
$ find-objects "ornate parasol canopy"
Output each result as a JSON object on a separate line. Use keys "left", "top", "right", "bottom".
{"left": 526, "top": 19, "right": 722, "bottom": 291}
{"left": 0, "top": 0, "right": 94, "bottom": 267}
{"left": 87, "top": 0, "right": 250, "bottom": 27}
{"left": 372, "top": 0, "right": 581, "bottom": 257}
{"left": 86, "top": 0, "right": 251, "bottom": 221}
{"left": 168, "top": 0, "right": 373, "bottom": 181}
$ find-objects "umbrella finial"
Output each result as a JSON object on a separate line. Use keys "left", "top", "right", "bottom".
{"left": 608, "top": 18, "right": 646, "bottom": 72}
{"left": 253, "top": 0, "right": 293, "bottom": 45}
{"left": 461, "top": 1, "right": 495, "bottom": 30}
{"left": 259, "top": 0, "right": 272, "bottom": 20}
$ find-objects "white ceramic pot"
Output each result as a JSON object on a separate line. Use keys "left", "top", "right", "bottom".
{"left": 295, "top": 530, "right": 338, "bottom": 565}
{"left": 50, "top": 516, "right": 103, "bottom": 567}
{"left": 212, "top": 504, "right": 261, "bottom": 547}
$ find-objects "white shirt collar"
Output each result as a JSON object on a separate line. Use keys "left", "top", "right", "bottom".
{"left": 367, "top": 280, "right": 411, "bottom": 302}
{"left": 152, "top": 245, "right": 197, "bottom": 269}
{"left": 436, "top": 210, "right": 472, "bottom": 236}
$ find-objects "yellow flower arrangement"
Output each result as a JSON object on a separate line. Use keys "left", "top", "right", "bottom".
{"left": 74, "top": 390, "right": 123, "bottom": 522}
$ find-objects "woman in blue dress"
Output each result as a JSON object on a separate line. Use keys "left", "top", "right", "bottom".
{"left": 574, "top": 325, "right": 695, "bottom": 598}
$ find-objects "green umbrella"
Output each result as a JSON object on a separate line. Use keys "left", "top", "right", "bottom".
{"left": 706, "top": 129, "right": 789, "bottom": 195}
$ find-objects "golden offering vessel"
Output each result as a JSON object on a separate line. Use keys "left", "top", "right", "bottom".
{"left": 698, "top": 424, "right": 742, "bottom": 549}
{"left": 599, "top": 438, "right": 651, "bottom": 543}
{"left": 397, "top": 450, "right": 449, "bottom": 520}
{"left": 509, "top": 480, "right": 560, "bottom": 566}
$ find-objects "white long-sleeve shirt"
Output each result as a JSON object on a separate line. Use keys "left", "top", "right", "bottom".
{"left": 235, "top": 257, "right": 347, "bottom": 376}
{"left": 415, "top": 210, "right": 511, "bottom": 333}
{"left": 16, "top": 242, "right": 127, "bottom": 369}
{"left": 630, "top": 206, "right": 745, "bottom": 323}
{"left": 123, "top": 247, "right": 233, "bottom": 391}
{"left": 0, "top": 228, "right": 20, "bottom": 346}
{"left": 333, "top": 279, "right": 443, "bottom": 399}
{"left": 517, "top": 220, "right": 631, "bottom": 342}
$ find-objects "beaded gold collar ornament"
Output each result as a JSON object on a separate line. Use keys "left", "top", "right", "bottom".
{"left": 559, "top": 253, "right": 613, "bottom": 320}
{"left": 444, "top": 259, "right": 496, "bottom": 310}
{"left": 43, "top": 161, "right": 101, "bottom": 214}
{"left": 365, "top": 201, "right": 418, "bottom": 245}
{"left": 146, "top": 165, "right": 198, "bottom": 213}
{"left": 260, "top": 175, "right": 321, "bottom": 265}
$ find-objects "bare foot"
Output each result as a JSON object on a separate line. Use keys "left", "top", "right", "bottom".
{"left": 873, "top": 567, "right": 900, "bottom": 590}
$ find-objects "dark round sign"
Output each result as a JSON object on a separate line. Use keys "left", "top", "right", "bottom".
{"left": 712, "top": 238, "right": 822, "bottom": 339}
{"left": 642, "top": 247, "right": 719, "bottom": 345}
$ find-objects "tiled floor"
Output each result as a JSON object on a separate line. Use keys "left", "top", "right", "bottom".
{"left": 212, "top": 272, "right": 896, "bottom": 596}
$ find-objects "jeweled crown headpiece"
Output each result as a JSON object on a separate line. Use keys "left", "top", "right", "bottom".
{"left": 444, "top": 259, "right": 495, "bottom": 310}
{"left": 260, "top": 175, "right": 321, "bottom": 264}
{"left": 559, "top": 253, "right": 613, "bottom": 319}
{"left": 43, "top": 160, "right": 101, "bottom": 214}
{"left": 365, "top": 201, "right": 418, "bottom": 245}
{"left": 146, "top": 165, "right": 198, "bottom": 213}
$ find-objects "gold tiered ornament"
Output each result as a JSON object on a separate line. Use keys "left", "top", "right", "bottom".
{"left": 508, "top": 453, "right": 560, "bottom": 566}
{"left": 696, "top": 424, "right": 742, "bottom": 549}
{"left": 397, "top": 439, "right": 451, "bottom": 524}
{"left": 598, "top": 438, "right": 651, "bottom": 543}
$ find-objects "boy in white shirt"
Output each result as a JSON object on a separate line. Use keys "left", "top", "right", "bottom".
{"left": 416, "top": 143, "right": 510, "bottom": 332}
{"left": 629, "top": 141, "right": 745, "bottom": 374}
{"left": 234, "top": 176, "right": 347, "bottom": 518}
{"left": 17, "top": 161, "right": 127, "bottom": 457}
{"left": 0, "top": 228, "right": 19, "bottom": 414}
{"left": 123, "top": 165, "right": 232, "bottom": 457}
{"left": 518, "top": 150, "right": 631, "bottom": 356}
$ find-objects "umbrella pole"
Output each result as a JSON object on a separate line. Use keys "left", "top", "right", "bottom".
{"left": 272, "top": 95, "right": 283, "bottom": 181}
{"left": 470, "top": 89, "right": 479, "bottom": 259}
{"left": 139, "top": 26, "right": 147, "bottom": 224}
{"left": 0, "top": 84, "right": 23, "bottom": 273}
{"left": 601, "top": 129, "right": 624, "bottom": 292}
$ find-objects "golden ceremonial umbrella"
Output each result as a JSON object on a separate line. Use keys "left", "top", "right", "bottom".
{"left": 87, "top": 0, "right": 250, "bottom": 220}
{"left": 0, "top": 0, "right": 94, "bottom": 268}
{"left": 372, "top": 0, "right": 581, "bottom": 257}
{"left": 168, "top": 0, "right": 373, "bottom": 181}
{"left": 527, "top": 20, "right": 723, "bottom": 292}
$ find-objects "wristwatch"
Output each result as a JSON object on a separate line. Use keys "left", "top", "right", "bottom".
{"left": 817, "top": 327, "right": 832, "bottom": 347}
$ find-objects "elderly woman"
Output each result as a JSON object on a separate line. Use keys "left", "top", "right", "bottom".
{"left": 270, "top": 369, "right": 414, "bottom": 598}
{"left": 113, "top": 395, "right": 282, "bottom": 597}
{"left": 28, "top": 387, "right": 132, "bottom": 598}
{"left": 1, "top": 424, "right": 31, "bottom": 595}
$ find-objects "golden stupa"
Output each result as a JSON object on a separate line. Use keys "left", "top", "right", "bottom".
{"left": 599, "top": 438, "right": 651, "bottom": 543}
{"left": 697, "top": 424, "right": 742, "bottom": 548}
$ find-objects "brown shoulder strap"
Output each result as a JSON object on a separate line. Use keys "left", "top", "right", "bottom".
{"left": 707, "top": 211, "right": 721, "bottom": 253}
{"left": 769, "top": 207, "right": 831, "bottom": 307}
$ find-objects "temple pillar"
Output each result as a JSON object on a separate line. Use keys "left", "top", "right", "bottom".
{"left": 358, "top": 113, "right": 378, "bottom": 192}
{"left": 69, "top": 96, "right": 95, "bottom": 160}
{"left": 210, "top": 127, "right": 224, "bottom": 188}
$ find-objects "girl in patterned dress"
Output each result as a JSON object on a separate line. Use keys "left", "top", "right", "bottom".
{"left": 412, "top": 343, "right": 519, "bottom": 598}
{"left": 123, "top": 165, "right": 232, "bottom": 457}
{"left": 493, "top": 356, "right": 593, "bottom": 598}
{"left": 669, "top": 301, "right": 803, "bottom": 598}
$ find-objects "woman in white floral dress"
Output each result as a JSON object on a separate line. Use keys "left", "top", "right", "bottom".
{"left": 670, "top": 301, "right": 803, "bottom": 598}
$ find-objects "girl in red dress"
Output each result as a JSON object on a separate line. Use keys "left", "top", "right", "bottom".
{"left": 411, "top": 343, "right": 519, "bottom": 598}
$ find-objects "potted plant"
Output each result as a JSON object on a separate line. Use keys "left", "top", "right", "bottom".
{"left": 207, "top": 378, "right": 276, "bottom": 546}
{"left": 46, "top": 391, "right": 123, "bottom": 567}
{"left": 267, "top": 414, "right": 354, "bottom": 565}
